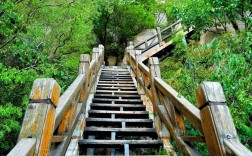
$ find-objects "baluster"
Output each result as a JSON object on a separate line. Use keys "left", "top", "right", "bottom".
{"left": 98, "top": 44, "right": 104, "bottom": 65}
{"left": 156, "top": 27, "right": 163, "bottom": 46}
{"left": 91, "top": 48, "right": 99, "bottom": 93}
{"left": 79, "top": 54, "right": 90, "bottom": 103}
{"left": 135, "top": 50, "right": 144, "bottom": 95}
{"left": 148, "top": 57, "right": 164, "bottom": 137}
{"left": 144, "top": 40, "right": 148, "bottom": 50}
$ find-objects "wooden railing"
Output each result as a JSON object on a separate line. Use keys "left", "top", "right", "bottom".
{"left": 125, "top": 46, "right": 252, "bottom": 156}
{"left": 133, "top": 20, "right": 181, "bottom": 52}
{"left": 8, "top": 45, "right": 105, "bottom": 156}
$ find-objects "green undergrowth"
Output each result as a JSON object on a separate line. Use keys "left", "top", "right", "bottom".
{"left": 160, "top": 31, "right": 252, "bottom": 154}
{"left": 0, "top": 55, "right": 79, "bottom": 153}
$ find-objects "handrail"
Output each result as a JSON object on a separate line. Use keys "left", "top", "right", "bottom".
{"left": 8, "top": 45, "right": 105, "bottom": 156}
{"left": 54, "top": 74, "right": 86, "bottom": 130}
{"left": 125, "top": 48, "right": 252, "bottom": 156}
{"left": 133, "top": 19, "right": 181, "bottom": 52}
{"left": 154, "top": 77, "right": 203, "bottom": 134}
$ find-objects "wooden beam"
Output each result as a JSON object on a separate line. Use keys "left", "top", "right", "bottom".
{"left": 223, "top": 139, "right": 252, "bottom": 156}
{"left": 51, "top": 135, "right": 65, "bottom": 143}
{"left": 154, "top": 77, "right": 203, "bottom": 134}
{"left": 54, "top": 74, "right": 85, "bottom": 131}
{"left": 8, "top": 138, "right": 36, "bottom": 156}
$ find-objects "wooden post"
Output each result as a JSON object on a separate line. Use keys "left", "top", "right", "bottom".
{"left": 122, "top": 47, "right": 130, "bottom": 66}
{"left": 156, "top": 27, "right": 163, "bottom": 46}
{"left": 18, "top": 78, "right": 60, "bottom": 156}
{"left": 91, "top": 48, "right": 99, "bottom": 93}
{"left": 148, "top": 57, "right": 161, "bottom": 112}
{"left": 79, "top": 54, "right": 90, "bottom": 103}
{"left": 129, "top": 41, "right": 134, "bottom": 47}
{"left": 128, "top": 45, "right": 135, "bottom": 78}
{"left": 148, "top": 57, "right": 164, "bottom": 137}
{"left": 92, "top": 47, "right": 99, "bottom": 62}
{"left": 98, "top": 44, "right": 104, "bottom": 65}
{"left": 135, "top": 50, "right": 144, "bottom": 95}
{"left": 144, "top": 40, "right": 148, "bottom": 49}
{"left": 195, "top": 82, "right": 240, "bottom": 156}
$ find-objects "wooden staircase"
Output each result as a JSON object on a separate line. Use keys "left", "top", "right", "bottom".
{"left": 8, "top": 45, "right": 252, "bottom": 156}
{"left": 78, "top": 66, "right": 163, "bottom": 155}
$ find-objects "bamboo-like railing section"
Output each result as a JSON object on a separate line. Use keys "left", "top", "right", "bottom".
{"left": 8, "top": 45, "right": 105, "bottom": 156}
{"left": 125, "top": 46, "right": 252, "bottom": 156}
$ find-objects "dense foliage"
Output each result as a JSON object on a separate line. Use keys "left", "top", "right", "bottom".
{"left": 160, "top": 0, "right": 252, "bottom": 153}
{"left": 0, "top": 0, "right": 98, "bottom": 154}
{"left": 160, "top": 32, "right": 252, "bottom": 152}
{"left": 0, "top": 0, "right": 157, "bottom": 154}
{"left": 93, "top": 0, "right": 157, "bottom": 56}
{"left": 165, "top": 0, "right": 252, "bottom": 37}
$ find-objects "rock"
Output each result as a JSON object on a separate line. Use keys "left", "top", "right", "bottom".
{"left": 199, "top": 28, "right": 221, "bottom": 45}
{"left": 200, "top": 20, "right": 246, "bottom": 45}
{"left": 134, "top": 29, "right": 158, "bottom": 49}
{"left": 156, "top": 12, "right": 168, "bottom": 25}
{"left": 107, "top": 56, "right": 117, "bottom": 66}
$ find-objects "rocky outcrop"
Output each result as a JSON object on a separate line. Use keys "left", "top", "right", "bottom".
{"left": 107, "top": 56, "right": 117, "bottom": 66}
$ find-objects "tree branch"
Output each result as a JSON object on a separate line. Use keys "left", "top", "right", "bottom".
{"left": 50, "top": 28, "right": 73, "bottom": 58}
{"left": 0, "top": 6, "right": 41, "bottom": 49}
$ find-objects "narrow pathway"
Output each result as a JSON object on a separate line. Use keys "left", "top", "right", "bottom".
{"left": 78, "top": 66, "right": 163, "bottom": 155}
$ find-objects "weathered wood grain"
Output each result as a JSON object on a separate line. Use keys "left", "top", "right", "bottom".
{"left": 154, "top": 77, "right": 203, "bottom": 134}
{"left": 195, "top": 82, "right": 252, "bottom": 156}
{"left": 19, "top": 78, "right": 60, "bottom": 156}
{"left": 54, "top": 74, "right": 85, "bottom": 131}
{"left": 224, "top": 139, "right": 252, "bottom": 156}
{"left": 7, "top": 138, "right": 36, "bottom": 156}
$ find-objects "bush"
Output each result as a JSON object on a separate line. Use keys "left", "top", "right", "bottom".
{"left": 160, "top": 31, "right": 252, "bottom": 152}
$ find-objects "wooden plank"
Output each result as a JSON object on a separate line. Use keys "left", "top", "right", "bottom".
{"left": 94, "top": 94, "right": 140, "bottom": 98}
{"left": 51, "top": 135, "right": 65, "bottom": 143}
{"left": 92, "top": 98, "right": 142, "bottom": 103}
{"left": 97, "top": 84, "right": 135, "bottom": 87}
{"left": 86, "top": 118, "right": 152, "bottom": 123}
{"left": 98, "top": 81, "right": 134, "bottom": 84}
{"left": 154, "top": 77, "right": 203, "bottom": 134}
{"left": 91, "top": 103, "right": 145, "bottom": 108}
{"left": 96, "top": 90, "right": 138, "bottom": 94}
{"left": 180, "top": 136, "right": 205, "bottom": 143}
{"left": 99, "top": 79, "right": 132, "bottom": 81}
{"left": 223, "top": 139, "right": 252, "bottom": 156}
{"left": 79, "top": 140, "right": 163, "bottom": 148}
{"left": 8, "top": 138, "right": 36, "bottom": 156}
{"left": 85, "top": 127, "right": 156, "bottom": 133}
{"left": 88, "top": 110, "right": 148, "bottom": 115}
{"left": 65, "top": 139, "right": 79, "bottom": 156}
